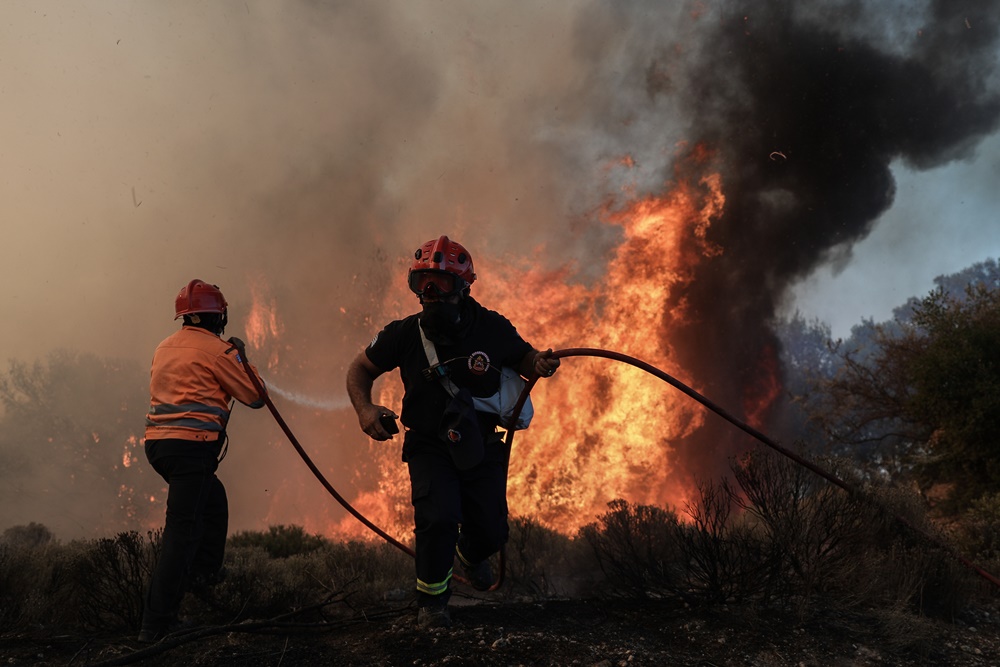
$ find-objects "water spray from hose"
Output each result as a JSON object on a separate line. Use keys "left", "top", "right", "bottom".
{"left": 263, "top": 380, "right": 350, "bottom": 411}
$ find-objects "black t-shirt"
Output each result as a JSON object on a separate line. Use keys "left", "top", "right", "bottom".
{"left": 365, "top": 297, "right": 533, "bottom": 435}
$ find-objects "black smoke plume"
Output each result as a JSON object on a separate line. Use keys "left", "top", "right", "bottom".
{"left": 656, "top": 1, "right": 1000, "bottom": 476}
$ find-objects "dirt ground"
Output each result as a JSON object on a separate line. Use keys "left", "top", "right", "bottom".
{"left": 4, "top": 594, "right": 999, "bottom": 667}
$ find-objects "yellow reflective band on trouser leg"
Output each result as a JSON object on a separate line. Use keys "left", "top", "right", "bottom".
{"left": 416, "top": 568, "right": 453, "bottom": 596}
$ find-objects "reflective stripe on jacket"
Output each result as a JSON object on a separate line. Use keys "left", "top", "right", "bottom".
{"left": 145, "top": 326, "right": 266, "bottom": 442}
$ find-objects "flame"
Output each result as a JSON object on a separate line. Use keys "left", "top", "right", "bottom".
{"left": 247, "top": 149, "right": 783, "bottom": 541}
{"left": 122, "top": 435, "right": 136, "bottom": 468}
{"left": 469, "top": 162, "right": 726, "bottom": 532}
{"left": 245, "top": 275, "right": 284, "bottom": 371}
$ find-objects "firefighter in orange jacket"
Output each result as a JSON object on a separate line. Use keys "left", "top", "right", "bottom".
{"left": 139, "top": 279, "right": 266, "bottom": 643}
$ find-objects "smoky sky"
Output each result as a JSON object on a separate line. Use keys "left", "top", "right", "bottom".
{"left": 3, "top": 1, "right": 1000, "bottom": 536}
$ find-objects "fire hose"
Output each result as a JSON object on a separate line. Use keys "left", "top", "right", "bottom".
{"left": 236, "top": 345, "right": 1000, "bottom": 591}
{"left": 234, "top": 347, "right": 414, "bottom": 558}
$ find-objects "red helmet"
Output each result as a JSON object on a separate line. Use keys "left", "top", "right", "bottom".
{"left": 408, "top": 235, "right": 476, "bottom": 298}
{"left": 174, "top": 279, "right": 228, "bottom": 319}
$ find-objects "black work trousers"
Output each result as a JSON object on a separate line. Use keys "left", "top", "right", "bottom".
{"left": 403, "top": 431, "right": 509, "bottom": 607}
{"left": 141, "top": 438, "right": 227, "bottom": 632}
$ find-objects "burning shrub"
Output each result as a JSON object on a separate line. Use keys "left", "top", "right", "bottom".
{"left": 0, "top": 352, "right": 152, "bottom": 538}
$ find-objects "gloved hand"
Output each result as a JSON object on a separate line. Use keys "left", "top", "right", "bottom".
{"left": 227, "top": 336, "right": 247, "bottom": 357}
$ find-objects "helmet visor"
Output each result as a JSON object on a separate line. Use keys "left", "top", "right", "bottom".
{"left": 408, "top": 270, "right": 465, "bottom": 298}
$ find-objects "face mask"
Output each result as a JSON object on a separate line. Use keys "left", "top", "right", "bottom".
{"left": 420, "top": 300, "right": 467, "bottom": 345}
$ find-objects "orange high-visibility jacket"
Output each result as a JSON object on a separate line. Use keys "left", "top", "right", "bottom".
{"left": 145, "top": 326, "right": 266, "bottom": 442}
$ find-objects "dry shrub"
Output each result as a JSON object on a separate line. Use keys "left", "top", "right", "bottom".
{"left": 732, "top": 450, "right": 975, "bottom": 617}
{"left": 0, "top": 527, "right": 158, "bottom": 633}
{"left": 832, "top": 488, "right": 974, "bottom": 618}
{"left": 2, "top": 522, "right": 54, "bottom": 549}
{"left": 677, "top": 479, "right": 771, "bottom": 603}
{"left": 865, "top": 603, "right": 947, "bottom": 659}
{"left": 316, "top": 540, "right": 412, "bottom": 603}
{"left": 575, "top": 450, "right": 979, "bottom": 618}
{"left": 228, "top": 524, "right": 329, "bottom": 559}
{"left": 0, "top": 527, "right": 72, "bottom": 632}
{"left": 207, "top": 546, "right": 329, "bottom": 620}
{"left": 578, "top": 499, "right": 684, "bottom": 599}
{"left": 730, "top": 451, "right": 887, "bottom": 603}
{"left": 579, "top": 490, "right": 774, "bottom": 603}
{"left": 504, "top": 515, "right": 589, "bottom": 598}
{"left": 69, "top": 530, "right": 160, "bottom": 631}
{"left": 205, "top": 539, "right": 412, "bottom": 622}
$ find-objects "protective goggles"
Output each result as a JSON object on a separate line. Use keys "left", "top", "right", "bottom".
{"left": 408, "top": 270, "right": 467, "bottom": 298}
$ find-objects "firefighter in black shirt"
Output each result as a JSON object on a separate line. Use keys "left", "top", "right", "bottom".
{"left": 346, "top": 235, "right": 559, "bottom": 629}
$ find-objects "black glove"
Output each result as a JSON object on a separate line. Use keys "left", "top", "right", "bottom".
{"left": 227, "top": 336, "right": 247, "bottom": 357}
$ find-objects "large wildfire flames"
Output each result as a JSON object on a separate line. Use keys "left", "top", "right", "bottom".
{"left": 243, "top": 152, "right": 774, "bottom": 543}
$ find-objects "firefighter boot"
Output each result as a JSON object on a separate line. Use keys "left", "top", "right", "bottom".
{"left": 456, "top": 547, "right": 494, "bottom": 592}
{"left": 417, "top": 602, "right": 452, "bottom": 629}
